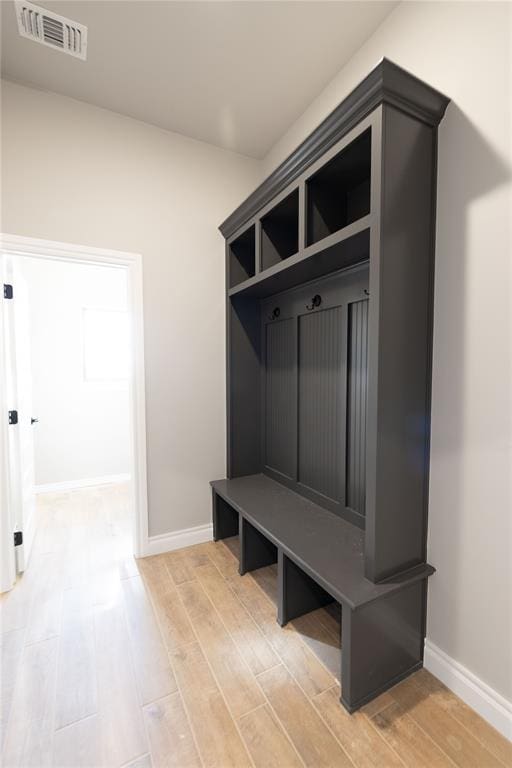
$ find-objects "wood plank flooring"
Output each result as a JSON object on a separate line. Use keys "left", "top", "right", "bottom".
{"left": 1, "top": 484, "right": 510, "bottom": 768}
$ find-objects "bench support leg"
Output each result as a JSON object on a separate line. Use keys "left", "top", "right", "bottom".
{"left": 277, "top": 551, "right": 334, "bottom": 627}
{"left": 341, "top": 579, "right": 427, "bottom": 712}
{"left": 239, "top": 518, "right": 277, "bottom": 575}
{"left": 212, "top": 492, "right": 239, "bottom": 541}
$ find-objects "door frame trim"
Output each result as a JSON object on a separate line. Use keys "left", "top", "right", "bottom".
{"left": 0, "top": 233, "right": 149, "bottom": 588}
{"left": 0, "top": 252, "right": 16, "bottom": 591}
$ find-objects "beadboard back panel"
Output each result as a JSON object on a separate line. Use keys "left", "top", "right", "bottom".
{"left": 261, "top": 266, "right": 367, "bottom": 526}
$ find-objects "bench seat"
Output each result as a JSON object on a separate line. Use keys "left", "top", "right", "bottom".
{"left": 211, "top": 473, "right": 433, "bottom": 609}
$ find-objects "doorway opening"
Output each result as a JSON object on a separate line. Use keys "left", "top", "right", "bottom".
{"left": 0, "top": 235, "right": 148, "bottom": 593}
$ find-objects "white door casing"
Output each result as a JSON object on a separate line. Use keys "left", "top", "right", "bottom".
{"left": 0, "top": 234, "right": 149, "bottom": 592}
{"left": 0, "top": 255, "right": 16, "bottom": 591}
{"left": 4, "top": 255, "right": 36, "bottom": 572}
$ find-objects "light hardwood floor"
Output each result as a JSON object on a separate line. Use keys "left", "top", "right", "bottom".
{"left": 1, "top": 484, "right": 510, "bottom": 768}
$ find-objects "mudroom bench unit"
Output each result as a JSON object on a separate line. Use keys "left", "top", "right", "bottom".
{"left": 212, "top": 475, "right": 434, "bottom": 711}
{"left": 211, "top": 59, "right": 450, "bottom": 713}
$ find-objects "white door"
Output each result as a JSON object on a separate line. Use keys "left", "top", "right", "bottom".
{"left": 3, "top": 254, "right": 36, "bottom": 576}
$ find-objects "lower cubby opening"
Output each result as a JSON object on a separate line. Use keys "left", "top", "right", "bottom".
{"left": 236, "top": 530, "right": 342, "bottom": 683}
{"left": 278, "top": 552, "right": 342, "bottom": 681}
{"left": 212, "top": 494, "right": 239, "bottom": 541}
{"left": 240, "top": 517, "right": 278, "bottom": 575}
{"left": 245, "top": 550, "right": 343, "bottom": 682}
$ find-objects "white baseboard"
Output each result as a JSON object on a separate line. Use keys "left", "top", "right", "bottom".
{"left": 35, "top": 473, "right": 131, "bottom": 494}
{"left": 143, "top": 523, "right": 213, "bottom": 557}
{"left": 424, "top": 639, "right": 512, "bottom": 742}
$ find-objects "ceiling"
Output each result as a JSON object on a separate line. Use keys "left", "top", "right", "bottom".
{"left": 1, "top": 1, "right": 398, "bottom": 158}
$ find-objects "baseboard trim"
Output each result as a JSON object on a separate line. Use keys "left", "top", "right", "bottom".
{"left": 35, "top": 474, "right": 131, "bottom": 494}
{"left": 424, "top": 639, "right": 512, "bottom": 742}
{"left": 143, "top": 523, "right": 213, "bottom": 557}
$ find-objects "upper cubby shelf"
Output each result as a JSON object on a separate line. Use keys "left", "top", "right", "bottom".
{"left": 229, "top": 224, "right": 255, "bottom": 288}
{"left": 229, "top": 217, "right": 370, "bottom": 299}
{"left": 261, "top": 189, "right": 299, "bottom": 270}
{"left": 306, "top": 128, "right": 371, "bottom": 247}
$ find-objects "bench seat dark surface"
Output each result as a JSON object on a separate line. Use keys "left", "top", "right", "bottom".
{"left": 211, "top": 473, "right": 434, "bottom": 610}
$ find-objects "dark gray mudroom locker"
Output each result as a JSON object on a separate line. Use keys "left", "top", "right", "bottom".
{"left": 211, "top": 58, "right": 450, "bottom": 713}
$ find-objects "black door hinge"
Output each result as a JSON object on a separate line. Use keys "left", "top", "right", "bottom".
{"left": 4, "top": 284, "right": 13, "bottom": 299}
{"left": 14, "top": 531, "right": 23, "bottom": 546}
{"left": 8, "top": 410, "right": 18, "bottom": 425}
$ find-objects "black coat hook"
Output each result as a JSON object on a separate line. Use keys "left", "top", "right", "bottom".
{"left": 270, "top": 307, "right": 280, "bottom": 320}
{"left": 306, "top": 294, "right": 322, "bottom": 311}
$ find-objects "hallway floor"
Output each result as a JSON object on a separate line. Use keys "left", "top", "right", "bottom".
{"left": 1, "top": 484, "right": 510, "bottom": 768}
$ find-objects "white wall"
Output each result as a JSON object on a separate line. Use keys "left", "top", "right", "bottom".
{"left": 262, "top": 1, "right": 512, "bottom": 708}
{"left": 21, "top": 256, "right": 130, "bottom": 487}
{"left": 1, "top": 80, "right": 260, "bottom": 537}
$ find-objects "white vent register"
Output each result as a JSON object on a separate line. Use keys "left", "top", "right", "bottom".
{"left": 15, "top": 1, "right": 87, "bottom": 60}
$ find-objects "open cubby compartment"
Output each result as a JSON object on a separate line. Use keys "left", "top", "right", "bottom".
{"left": 212, "top": 493, "right": 239, "bottom": 541}
{"left": 260, "top": 189, "right": 299, "bottom": 270}
{"left": 229, "top": 224, "right": 256, "bottom": 288}
{"left": 306, "top": 127, "right": 371, "bottom": 246}
{"left": 240, "top": 517, "right": 278, "bottom": 576}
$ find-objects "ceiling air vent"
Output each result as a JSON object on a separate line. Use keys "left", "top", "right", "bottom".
{"left": 14, "top": 1, "right": 87, "bottom": 60}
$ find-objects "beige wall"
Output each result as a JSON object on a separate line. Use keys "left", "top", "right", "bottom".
{"left": 263, "top": 1, "right": 512, "bottom": 703}
{"left": 1, "top": 80, "right": 260, "bottom": 537}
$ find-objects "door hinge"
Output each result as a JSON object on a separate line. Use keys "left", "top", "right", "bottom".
{"left": 3, "top": 284, "right": 13, "bottom": 299}
{"left": 14, "top": 531, "right": 23, "bottom": 547}
{"left": 8, "top": 410, "right": 18, "bottom": 425}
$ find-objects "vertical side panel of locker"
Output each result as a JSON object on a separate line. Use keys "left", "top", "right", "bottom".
{"left": 346, "top": 298, "right": 369, "bottom": 519}
{"left": 264, "top": 318, "right": 297, "bottom": 481}
{"left": 229, "top": 296, "right": 262, "bottom": 478}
